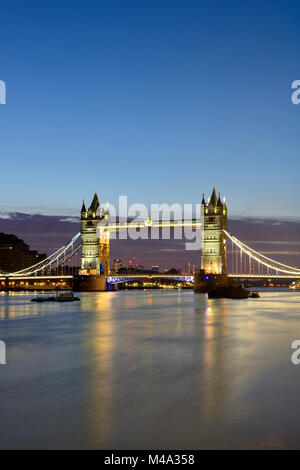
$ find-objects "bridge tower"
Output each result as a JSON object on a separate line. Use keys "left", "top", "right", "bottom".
{"left": 201, "top": 186, "right": 227, "bottom": 275}
{"left": 79, "top": 192, "right": 110, "bottom": 277}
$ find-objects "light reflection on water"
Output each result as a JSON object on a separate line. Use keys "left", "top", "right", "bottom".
{"left": 0, "top": 289, "right": 300, "bottom": 449}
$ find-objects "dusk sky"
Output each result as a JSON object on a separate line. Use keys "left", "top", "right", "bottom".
{"left": 1, "top": 212, "right": 300, "bottom": 270}
{"left": 0, "top": 1, "right": 300, "bottom": 264}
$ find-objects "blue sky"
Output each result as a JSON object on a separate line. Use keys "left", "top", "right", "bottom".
{"left": 0, "top": 0, "right": 299, "bottom": 217}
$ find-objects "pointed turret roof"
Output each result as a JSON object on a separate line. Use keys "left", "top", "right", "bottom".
{"left": 89, "top": 192, "right": 100, "bottom": 212}
{"left": 201, "top": 193, "right": 206, "bottom": 205}
{"left": 104, "top": 203, "right": 110, "bottom": 219}
{"left": 81, "top": 200, "right": 86, "bottom": 212}
{"left": 217, "top": 192, "right": 222, "bottom": 206}
{"left": 209, "top": 186, "right": 217, "bottom": 206}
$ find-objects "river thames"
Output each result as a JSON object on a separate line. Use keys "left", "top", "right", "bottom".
{"left": 0, "top": 289, "right": 299, "bottom": 449}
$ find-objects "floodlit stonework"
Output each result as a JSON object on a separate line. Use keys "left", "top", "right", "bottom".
{"left": 80, "top": 193, "right": 110, "bottom": 276}
{"left": 201, "top": 187, "right": 227, "bottom": 275}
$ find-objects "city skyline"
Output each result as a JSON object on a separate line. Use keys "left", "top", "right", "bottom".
{"left": 1, "top": 208, "right": 300, "bottom": 270}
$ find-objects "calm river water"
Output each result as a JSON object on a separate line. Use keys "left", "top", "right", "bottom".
{"left": 0, "top": 289, "right": 300, "bottom": 449}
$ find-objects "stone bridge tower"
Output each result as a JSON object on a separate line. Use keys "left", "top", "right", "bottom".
{"left": 201, "top": 186, "right": 227, "bottom": 275}
{"left": 80, "top": 192, "right": 110, "bottom": 276}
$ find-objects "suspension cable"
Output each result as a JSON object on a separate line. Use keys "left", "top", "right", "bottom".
{"left": 224, "top": 229, "right": 300, "bottom": 274}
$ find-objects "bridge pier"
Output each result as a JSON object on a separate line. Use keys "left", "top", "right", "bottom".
{"left": 73, "top": 274, "right": 107, "bottom": 292}
{"left": 194, "top": 269, "right": 232, "bottom": 293}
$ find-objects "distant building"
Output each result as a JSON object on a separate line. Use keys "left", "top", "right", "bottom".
{"left": 0, "top": 233, "right": 46, "bottom": 274}
{"left": 165, "top": 268, "right": 179, "bottom": 274}
{"left": 185, "top": 262, "right": 196, "bottom": 274}
{"left": 152, "top": 265, "right": 159, "bottom": 273}
{"left": 112, "top": 258, "right": 123, "bottom": 274}
{"left": 128, "top": 257, "right": 138, "bottom": 269}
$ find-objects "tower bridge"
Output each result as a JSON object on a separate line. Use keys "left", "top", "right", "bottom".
{"left": 2, "top": 187, "right": 300, "bottom": 291}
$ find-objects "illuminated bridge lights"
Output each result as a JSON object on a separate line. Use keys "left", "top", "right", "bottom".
{"left": 228, "top": 274, "right": 300, "bottom": 279}
{"left": 106, "top": 275, "right": 194, "bottom": 285}
{"left": 224, "top": 229, "right": 300, "bottom": 275}
{"left": 6, "top": 233, "right": 81, "bottom": 278}
{"left": 3, "top": 227, "right": 300, "bottom": 281}
{"left": 0, "top": 275, "right": 74, "bottom": 281}
{"left": 106, "top": 219, "right": 203, "bottom": 231}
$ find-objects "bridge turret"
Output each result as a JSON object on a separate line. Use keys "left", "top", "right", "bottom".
{"left": 81, "top": 200, "right": 87, "bottom": 216}
{"left": 208, "top": 185, "right": 218, "bottom": 206}
{"left": 80, "top": 192, "right": 109, "bottom": 276}
{"left": 201, "top": 186, "right": 227, "bottom": 275}
{"left": 79, "top": 192, "right": 110, "bottom": 281}
{"left": 104, "top": 203, "right": 109, "bottom": 220}
{"left": 88, "top": 192, "right": 100, "bottom": 215}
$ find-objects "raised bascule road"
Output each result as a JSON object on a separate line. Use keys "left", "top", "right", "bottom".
{"left": 1, "top": 187, "right": 300, "bottom": 291}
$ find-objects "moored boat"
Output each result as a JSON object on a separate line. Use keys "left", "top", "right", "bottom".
{"left": 289, "top": 281, "right": 300, "bottom": 290}
{"left": 31, "top": 292, "right": 80, "bottom": 302}
{"left": 57, "top": 292, "right": 80, "bottom": 302}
